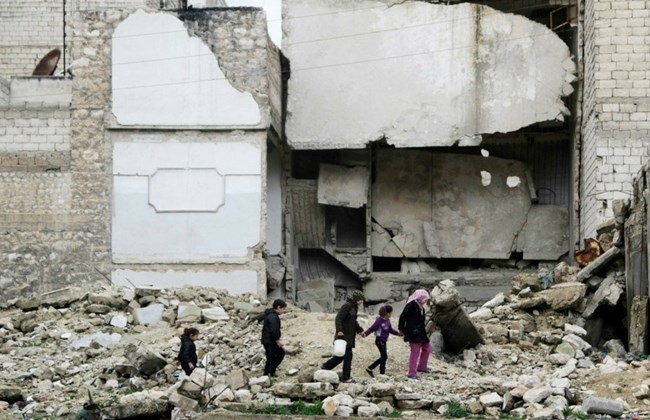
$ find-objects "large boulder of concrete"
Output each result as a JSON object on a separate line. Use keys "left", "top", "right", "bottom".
{"left": 435, "top": 306, "right": 484, "bottom": 354}
{"left": 124, "top": 343, "right": 167, "bottom": 376}
{"left": 102, "top": 390, "right": 170, "bottom": 419}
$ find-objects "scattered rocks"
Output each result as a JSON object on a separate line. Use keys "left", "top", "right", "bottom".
{"left": 0, "top": 254, "right": 646, "bottom": 420}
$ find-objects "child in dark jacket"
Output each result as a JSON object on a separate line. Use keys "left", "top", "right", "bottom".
{"left": 261, "top": 299, "right": 287, "bottom": 377}
{"left": 178, "top": 327, "right": 199, "bottom": 376}
{"left": 362, "top": 305, "right": 401, "bottom": 377}
{"left": 321, "top": 290, "right": 365, "bottom": 383}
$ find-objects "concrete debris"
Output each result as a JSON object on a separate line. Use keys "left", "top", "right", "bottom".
{"left": 0, "top": 267, "right": 646, "bottom": 420}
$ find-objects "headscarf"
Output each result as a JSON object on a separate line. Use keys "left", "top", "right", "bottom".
{"left": 406, "top": 289, "right": 430, "bottom": 306}
{"left": 347, "top": 290, "right": 365, "bottom": 302}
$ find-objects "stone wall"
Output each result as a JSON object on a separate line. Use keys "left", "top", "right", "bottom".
{"left": 0, "top": 5, "right": 279, "bottom": 299}
{"left": 580, "top": 0, "right": 650, "bottom": 239}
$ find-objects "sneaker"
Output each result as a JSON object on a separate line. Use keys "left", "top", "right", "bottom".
{"left": 341, "top": 378, "right": 356, "bottom": 383}
{"left": 365, "top": 368, "right": 374, "bottom": 378}
{"left": 407, "top": 374, "right": 419, "bottom": 380}
{"left": 417, "top": 368, "right": 432, "bottom": 373}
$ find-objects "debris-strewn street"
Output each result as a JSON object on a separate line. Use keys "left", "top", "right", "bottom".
{"left": 0, "top": 255, "right": 648, "bottom": 419}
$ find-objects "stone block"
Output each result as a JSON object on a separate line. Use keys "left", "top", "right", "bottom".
{"left": 124, "top": 343, "right": 167, "bottom": 376}
{"left": 582, "top": 396, "right": 625, "bottom": 416}
{"left": 134, "top": 304, "right": 165, "bottom": 325}
{"left": 169, "top": 392, "right": 199, "bottom": 411}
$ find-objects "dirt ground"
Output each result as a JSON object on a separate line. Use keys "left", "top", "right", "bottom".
{"left": 264, "top": 308, "right": 650, "bottom": 418}
{"left": 278, "top": 311, "right": 414, "bottom": 380}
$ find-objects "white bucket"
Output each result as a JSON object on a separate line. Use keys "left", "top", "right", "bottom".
{"left": 333, "top": 339, "right": 346, "bottom": 357}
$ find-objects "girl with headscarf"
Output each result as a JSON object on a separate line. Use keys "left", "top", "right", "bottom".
{"left": 321, "top": 290, "right": 365, "bottom": 383}
{"left": 398, "top": 289, "right": 431, "bottom": 380}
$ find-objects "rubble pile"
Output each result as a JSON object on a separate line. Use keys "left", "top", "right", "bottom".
{"left": 0, "top": 250, "right": 648, "bottom": 420}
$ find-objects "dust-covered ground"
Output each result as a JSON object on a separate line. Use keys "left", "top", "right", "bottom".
{"left": 0, "top": 280, "right": 649, "bottom": 419}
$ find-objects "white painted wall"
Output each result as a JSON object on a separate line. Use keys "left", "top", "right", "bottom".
{"left": 113, "top": 269, "right": 259, "bottom": 294}
{"left": 284, "top": 1, "right": 575, "bottom": 149}
{"left": 112, "top": 141, "right": 262, "bottom": 263}
{"left": 111, "top": 10, "right": 261, "bottom": 126}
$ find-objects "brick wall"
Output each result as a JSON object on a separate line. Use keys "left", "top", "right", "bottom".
{"left": 0, "top": 106, "right": 71, "bottom": 153}
{"left": 0, "top": 0, "right": 151, "bottom": 79}
{"left": 580, "top": 0, "right": 650, "bottom": 238}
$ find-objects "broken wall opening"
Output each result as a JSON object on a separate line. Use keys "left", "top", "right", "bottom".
{"left": 585, "top": 302, "right": 628, "bottom": 350}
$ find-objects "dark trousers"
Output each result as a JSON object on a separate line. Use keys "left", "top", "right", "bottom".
{"left": 368, "top": 337, "right": 388, "bottom": 374}
{"left": 322, "top": 346, "right": 353, "bottom": 380}
{"left": 180, "top": 362, "right": 194, "bottom": 376}
{"left": 263, "top": 342, "right": 285, "bottom": 376}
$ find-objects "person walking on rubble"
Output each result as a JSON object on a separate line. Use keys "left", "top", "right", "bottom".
{"left": 398, "top": 289, "right": 431, "bottom": 380}
{"left": 362, "top": 304, "right": 402, "bottom": 377}
{"left": 321, "top": 290, "right": 366, "bottom": 383}
{"left": 261, "top": 298, "right": 287, "bottom": 377}
{"left": 178, "top": 327, "right": 200, "bottom": 376}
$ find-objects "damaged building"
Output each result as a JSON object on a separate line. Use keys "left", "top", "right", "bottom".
{"left": 282, "top": 0, "right": 579, "bottom": 309}
{"left": 0, "top": 1, "right": 649, "bottom": 347}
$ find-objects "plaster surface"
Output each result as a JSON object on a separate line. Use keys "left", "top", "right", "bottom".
{"left": 112, "top": 10, "right": 261, "bottom": 126}
{"left": 112, "top": 269, "right": 259, "bottom": 294}
{"left": 9, "top": 77, "right": 71, "bottom": 107}
{"left": 112, "top": 142, "right": 262, "bottom": 262}
{"left": 284, "top": 1, "right": 575, "bottom": 148}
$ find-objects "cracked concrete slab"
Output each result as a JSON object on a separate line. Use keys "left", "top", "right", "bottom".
{"left": 371, "top": 150, "right": 567, "bottom": 259}
{"left": 516, "top": 205, "right": 569, "bottom": 260}
{"left": 284, "top": 0, "right": 575, "bottom": 149}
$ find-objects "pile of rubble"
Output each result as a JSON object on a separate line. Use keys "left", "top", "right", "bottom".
{"left": 0, "top": 246, "right": 648, "bottom": 420}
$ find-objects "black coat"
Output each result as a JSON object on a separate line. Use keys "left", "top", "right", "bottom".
{"left": 334, "top": 301, "right": 363, "bottom": 348}
{"left": 261, "top": 308, "right": 282, "bottom": 345}
{"left": 178, "top": 335, "right": 197, "bottom": 366}
{"left": 398, "top": 300, "right": 428, "bottom": 343}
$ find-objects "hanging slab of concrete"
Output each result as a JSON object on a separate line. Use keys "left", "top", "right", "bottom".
{"left": 284, "top": 0, "right": 575, "bottom": 149}
{"left": 372, "top": 150, "right": 544, "bottom": 259}
{"left": 317, "top": 163, "right": 369, "bottom": 208}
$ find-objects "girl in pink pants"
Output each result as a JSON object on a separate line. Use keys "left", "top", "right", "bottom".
{"left": 398, "top": 289, "right": 431, "bottom": 380}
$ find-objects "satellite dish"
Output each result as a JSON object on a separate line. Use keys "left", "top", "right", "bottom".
{"left": 32, "top": 48, "right": 61, "bottom": 76}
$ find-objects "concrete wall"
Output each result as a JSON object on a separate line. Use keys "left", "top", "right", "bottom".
{"left": 580, "top": 0, "right": 650, "bottom": 239}
{"left": 0, "top": 106, "right": 70, "bottom": 153}
{"left": 283, "top": 0, "right": 575, "bottom": 149}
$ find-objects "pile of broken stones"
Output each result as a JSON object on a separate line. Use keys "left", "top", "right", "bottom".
{"left": 0, "top": 250, "right": 648, "bottom": 419}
